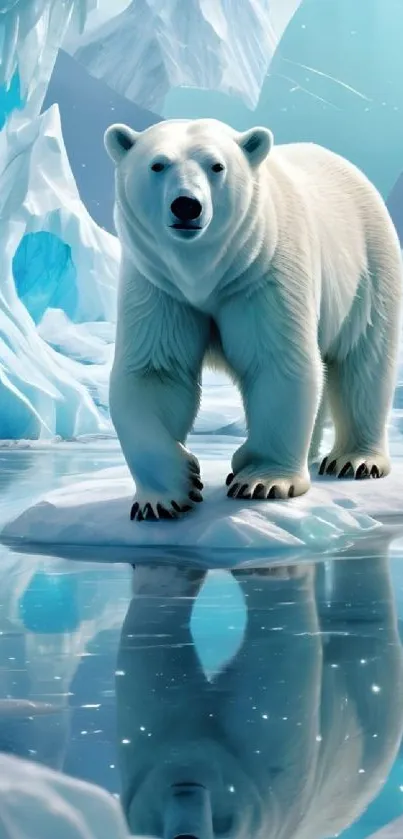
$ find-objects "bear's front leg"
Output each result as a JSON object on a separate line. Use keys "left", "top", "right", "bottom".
{"left": 219, "top": 287, "right": 323, "bottom": 501}
{"left": 110, "top": 369, "right": 205, "bottom": 521}
{"left": 110, "top": 270, "right": 209, "bottom": 520}
{"left": 226, "top": 367, "right": 320, "bottom": 499}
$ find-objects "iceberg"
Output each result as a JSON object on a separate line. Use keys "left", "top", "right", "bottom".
{"left": 0, "top": 0, "right": 96, "bottom": 118}
{"left": 0, "top": 753, "right": 132, "bottom": 839}
{"left": 0, "top": 105, "right": 119, "bottom": 438}
{"left": 66, "top": 0, "right": 304, "bottom": 112}
{"left": 3, "top": 106, "right": 119, "bottom": 325}
{"left": 0, "top": 0, "right": 122, "bottom": 439}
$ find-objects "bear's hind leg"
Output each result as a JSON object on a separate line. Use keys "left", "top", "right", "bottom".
{"left": 320, "top": 334, "right": 397, "bottom": 480}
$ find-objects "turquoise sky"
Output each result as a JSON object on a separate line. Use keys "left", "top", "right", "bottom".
{"left": 164, "top": 0, "right": 403, "bottom": 199}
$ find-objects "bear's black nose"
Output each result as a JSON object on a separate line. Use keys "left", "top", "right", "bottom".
{"left": 171, "top": 196, "right": 202, "bottom": 221}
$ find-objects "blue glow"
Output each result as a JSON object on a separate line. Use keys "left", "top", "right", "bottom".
{"left": 12, "top": 231, "right": 78, "bottom": 324}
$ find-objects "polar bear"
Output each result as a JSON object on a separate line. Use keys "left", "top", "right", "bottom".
{"left": 104, "top": 118, "right": 402, "bottom": 521}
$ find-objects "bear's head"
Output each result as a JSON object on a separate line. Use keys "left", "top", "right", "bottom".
{"left": 104, "top": 118, "right": 273, "bottom": 249}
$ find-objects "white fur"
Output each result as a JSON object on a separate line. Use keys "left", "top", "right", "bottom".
{"left": 105, "top": 118, "right": 403, "bottom": 515}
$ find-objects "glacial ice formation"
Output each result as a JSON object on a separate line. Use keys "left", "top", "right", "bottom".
{"left": 0, "top": 104, "right": 118, "bottom": 438}
{"left": 0, "top": 0, "right": 97, "bottom": 116}
{"left": 0, "top": 0, "right": 122, "bottom": 439}
{"left": 5, "top": 107, "right": 119, "bottom": 324}
{"left": 66, "top": 0, "right": 304, "bottom": 112}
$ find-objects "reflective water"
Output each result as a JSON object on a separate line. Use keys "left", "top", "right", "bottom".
{"left": 1, "top": 449, "right": 403, "bottom": 839}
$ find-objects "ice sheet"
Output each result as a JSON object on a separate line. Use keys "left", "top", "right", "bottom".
{"left": 6, "top": 439, "right": 403, "bottom": 562}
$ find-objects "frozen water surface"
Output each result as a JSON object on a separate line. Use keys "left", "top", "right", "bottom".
{"left": 1, "top": 443, "right": 403, "bottom": 839}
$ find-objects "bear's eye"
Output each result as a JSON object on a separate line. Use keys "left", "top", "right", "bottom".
{"left": 211, "top": 162, "right": 225, "bottom": 173}
{"left": 151, "top": 162, "right": 165, "bottom": 173}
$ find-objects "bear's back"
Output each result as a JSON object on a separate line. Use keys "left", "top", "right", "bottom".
{"left": 266, "top": 141, "right": 382, "bottom": 210}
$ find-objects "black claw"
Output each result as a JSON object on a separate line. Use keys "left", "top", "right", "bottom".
{"left": 371, "top": 465, "right": 380, "bottom": 478}
{"left": 252, "top": 483, "right": 266, "bottom": 499}
{"left": 144, "top": 503, "right": 158, "bottom": 521}
{"left": 319, "top": 457, "right": 328, "bottom": 476}
{"left": 189, "top": 490, "right": 203, "bottom": 503}
{"left": 191, "top": 476, "right": 204, "bottom": 490}
{"left": 136, "top": 510, "right": 144, "bottom": 521}
{"left": 226, "top": 472, "right": 234, "bottom": 486}
{"left": 181, "top": 504, "right": 192, "bottom": 513}
{"left": 130, "top": 502, "right": 139, "bottom": 521}
{"left": 338, "top": 462, "right": 353, "bottom": 479}
{"left": 356, "top": 463, "right": 369, "bottom": 479}
{"left": 288, "top": 485, "right": 295, "bottom": 498}
{"left": 326, "top": 459, "right": 337, "bottom": 475}
{"left": 228, "top": 483, "right": 239, "bottom": 498}
{"left": 238, "top": 484, "right": 252, "bottom": 499}
{"left": 171, "top": 501, "right": 182, "bottom": 513}
{"left": 267, "top": 486, "right": 277, "bottom": 499}
{"left": 189, "top": 462, "right": 201, "bottom": 477}
{"left": 157, "top": 504, "right": 174, "bottom": 519}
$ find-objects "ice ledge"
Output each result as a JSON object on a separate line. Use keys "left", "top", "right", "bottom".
{"left": 4, "top": 448, "right": 403, "bottom": 565}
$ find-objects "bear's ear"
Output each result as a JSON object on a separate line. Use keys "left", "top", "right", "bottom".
{"left": 104, "top": 123, "right": 140, "bottom": 165}
{"left": 237, "top": 127, "right": 273, "bottom": 166}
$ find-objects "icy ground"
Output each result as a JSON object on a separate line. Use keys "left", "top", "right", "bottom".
{"left": 3, "top": 428, "right": 403, "bottom": 563}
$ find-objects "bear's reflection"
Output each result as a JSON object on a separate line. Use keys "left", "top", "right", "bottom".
{"left": 116, "top": 545, "right": 403, "bottom": 839}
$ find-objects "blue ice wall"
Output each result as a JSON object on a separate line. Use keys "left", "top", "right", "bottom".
{"left": 12, "top": 232, "right": 78, "bottom": 324}
{"left": 0, "top": 72, "right": 24, "bottom": 128}
{"left": 164, "top": 0, "right": 403, "bottom": 199}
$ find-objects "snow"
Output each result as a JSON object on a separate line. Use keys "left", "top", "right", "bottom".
{"left": 0, "top": 754, "right": 132, "bottom": 839}
{"left": 38, "top": 310, "right": 115, "bottom": 366}
{"left": 6, "top": 437, "right": 403, "bottom": 563}
{"left": 65, "top": 0, "right": 303, "bottom": 112}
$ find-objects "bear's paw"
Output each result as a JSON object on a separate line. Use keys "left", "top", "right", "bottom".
{"left": 130, "top": 460, "right": 203, "bottom": 522}
{"left": 319, "top": 452, "right": 390, "bottom": 480}
{"left": 226, "top": 468, "right": 310, "bottom": 501}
